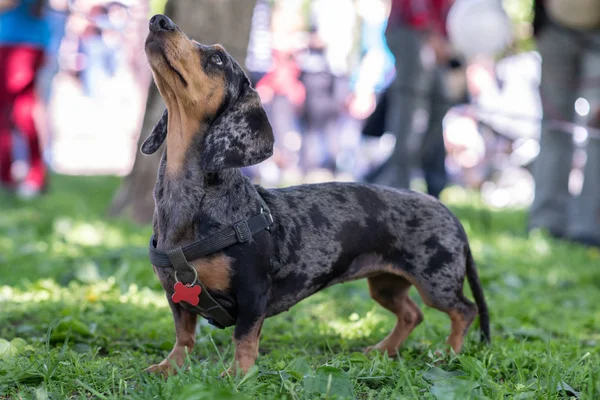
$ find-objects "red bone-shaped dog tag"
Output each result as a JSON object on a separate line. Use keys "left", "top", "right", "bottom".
{"left": 172, "top": 282, "right": 201, "bottom": 306}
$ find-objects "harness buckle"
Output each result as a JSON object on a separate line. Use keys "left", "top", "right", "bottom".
{"left": 234, "top": 220, "right": 251, "bottom": 242}
{"left": 260, "top": 207, "right": 274, "bottom": 225}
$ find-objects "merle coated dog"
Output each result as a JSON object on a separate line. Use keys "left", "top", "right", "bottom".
{"left": 142, "top": 14, "right": 490, "bottom": 376}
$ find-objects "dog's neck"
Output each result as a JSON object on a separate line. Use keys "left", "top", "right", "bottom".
{"left": 153, "top": 141, "right": 259, "bottom": 251}
{"left": 164, "top": 101, "right": 202, "bottom": 176}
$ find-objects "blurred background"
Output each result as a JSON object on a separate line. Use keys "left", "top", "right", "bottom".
{"left": 1, "top": 0, "right": 598, "bottom": 246}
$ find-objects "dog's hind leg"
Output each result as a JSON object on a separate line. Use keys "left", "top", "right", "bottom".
{"left": 416, "top": 282, "right": 478, "bottom": 354}
{"left": 146, "top": 302, "right": 198, "bottom": 376}
{"left": 366, "top": 273, "right": 423, "bottom": 357}
{"left": 444, "top": 295, "right": 477, "bottom": 353}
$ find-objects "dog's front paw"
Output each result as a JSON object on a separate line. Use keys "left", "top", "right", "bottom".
{"left": 364, "top": 344, "right": 398, "bottom": 358}
{"left": 145, "top": 359, "right": 180, "bottom": 378}
{"left": 145, "top": 345, "right": 191, "bottom": 377}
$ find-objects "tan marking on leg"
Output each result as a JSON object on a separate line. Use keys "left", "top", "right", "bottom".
{"left": 223, "top": 318, "right": 264, "bottom": 376}
{"left": 447, "top": 310, "right": 470, "bottom": 353}
{"left": 368, "top": 296, "right": 424, "bottom": 356}
{"left": 372, "top": 266, "right": 478, "bottom": 354}
{"left": 366, "top": 273, "right": 423, "bottom": 356}
{"left": 192, "top": 253, "right": 232, "bottom": 291}
{"left": 446, "top": 300, "right": 478, "bottom": 354}
{"left": 146, "top": 306, "right": 198, "bottom": 377}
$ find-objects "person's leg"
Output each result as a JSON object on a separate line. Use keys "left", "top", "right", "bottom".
{"left": 9, "top": 46, "right": 47, "bottom": 192}
{"left": 529, "top": 24, "right": 579, "bottom": 236}
{"left": 0, "top": 46, "right": 14, "bottom": 186}
{"left": 568, "top": 32, "right": 600, "bottom": 245}
{"left": 570, "top": 137, "right": 600, "bottom": 245}
{"left": 370, "top": 25, "right": 425, "bottom": 189}
{"left": 421, "top": 67, "right": 451, "bottom": 199}
{"left": 300, "top": 72, "right": 332, "bottom": 173}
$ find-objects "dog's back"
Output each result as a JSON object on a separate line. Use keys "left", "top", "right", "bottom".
{"left": 261, "top": 183, "right": 467, "bottom": 305}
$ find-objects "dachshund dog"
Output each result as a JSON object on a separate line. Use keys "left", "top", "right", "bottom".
{"left": 142, "top": 14, "right": 490, "bottom": 376}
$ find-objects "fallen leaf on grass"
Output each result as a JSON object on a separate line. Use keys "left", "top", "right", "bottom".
{"left": 423, "top": 367, "right": 465, "bottom": 381}
{"left": 303, "top": 366, "right": 355, "bottom": 399}
{"left": 423, "top": 367, "right": 481, "bottom": 400}
{"left": 429, "top": 378, "right": 481, "bottom": 400}
{"left": 285, "top": 357, "right": 311, "bottom": 379}
{"left": 0, "top": 337, "right": 30, "bottom": 359}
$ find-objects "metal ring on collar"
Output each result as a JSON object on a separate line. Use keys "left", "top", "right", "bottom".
{"left": 174, "top": 266, "right": 198, "bottom": 286}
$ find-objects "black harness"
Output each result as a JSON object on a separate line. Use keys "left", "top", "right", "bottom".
{"left": 148, "top": 197, "right": 274, "bottom": 328}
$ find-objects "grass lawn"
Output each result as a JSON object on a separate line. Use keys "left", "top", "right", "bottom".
{"left": 1, "top": 174, "right": 599, "bottom": 399}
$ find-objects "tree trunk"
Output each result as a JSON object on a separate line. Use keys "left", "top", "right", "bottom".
{"left": 107, "top": 0, "right": 257, "bottom": 224}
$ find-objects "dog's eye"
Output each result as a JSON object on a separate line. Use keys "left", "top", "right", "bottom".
{"left": 210, "top": 53, "right": 223, "bottom": 65}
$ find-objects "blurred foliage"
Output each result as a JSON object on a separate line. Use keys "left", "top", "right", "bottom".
{"left": 149, "top": 0, "right": 168, "bottom": 16}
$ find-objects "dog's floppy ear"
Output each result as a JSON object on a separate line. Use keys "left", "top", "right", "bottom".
{"left": 140, "top": 109, "right": 168, "bottom": 155}
{"left": 199, "top": 84, "right": 274, "bottom": 171}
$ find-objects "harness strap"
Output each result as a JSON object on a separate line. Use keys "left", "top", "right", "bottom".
{"left": 166, "top": 247, "right": 196, "bottom": 283}
{"left": 149, "top": 208, "right": 274, "bottom": 268}
{"left": 165, "top": 247, "right": 236, "bottom": 328}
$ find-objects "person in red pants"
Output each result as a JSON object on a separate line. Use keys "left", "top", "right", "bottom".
{"left": 0, "top": 0, "right": 49, "bottom": 197}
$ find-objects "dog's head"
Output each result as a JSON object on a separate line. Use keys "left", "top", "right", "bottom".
{"left": 142, "top": 14, "right": 274, "bottom": 172}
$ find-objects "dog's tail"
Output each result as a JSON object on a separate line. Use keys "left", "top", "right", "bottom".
{"left": 465, "top": 245, "right": 490, "bottom": 344}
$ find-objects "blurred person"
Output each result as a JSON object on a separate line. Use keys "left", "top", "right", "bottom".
{"left": 255, "top": 48, "right": 305, "bottom": 169}
{"left": 347, "top": 0, "right": 396, "bottom": 177}
{"left": 529, "top": 0, "right": 600, "bottom": 247}
{"left": 364, "top": 0, "right": 455, "bottom": 199}
{"left": 348, "top": 0, "right": 395, "bottom": 121}
{"left": 37, "top": 0, "right": 68, "bottom": 105}
{"left": 0, "top": 0, "right": 50, "bottom": 197}
{"left": 245, "top": 0, "right": 273, "bottom": 87}
{"left": 76, "top": 4, "right": 118, "bottom": 99}
{"left": 36, "top": 0, "right": 69, "bottom": 166}
{"left": 252, "top": 0, "right": 306, "bottom": 181}
{"left": 297, "top": 28, "right": 340, "bottom": 173}
{"left": 297, "top": 0, "right": 357, "bottom": 175}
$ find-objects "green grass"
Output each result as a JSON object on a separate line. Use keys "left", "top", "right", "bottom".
{"left": 1, "top": 175, "right": 599, "bottom": 399}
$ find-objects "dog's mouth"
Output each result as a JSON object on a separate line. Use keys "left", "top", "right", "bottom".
{"left": 145, "top": 36, "right": 188, "bottom": 87}
{"left": 161, "top": 52, "right": 187, "bottom": 87}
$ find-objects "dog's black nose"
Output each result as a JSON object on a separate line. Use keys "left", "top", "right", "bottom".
{"left": 149, "top": 14, "right": 175, "bottom": 33}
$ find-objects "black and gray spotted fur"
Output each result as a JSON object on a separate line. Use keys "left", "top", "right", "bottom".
{"left": 142, "top": 19, "right": 490, "bottom": 361}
